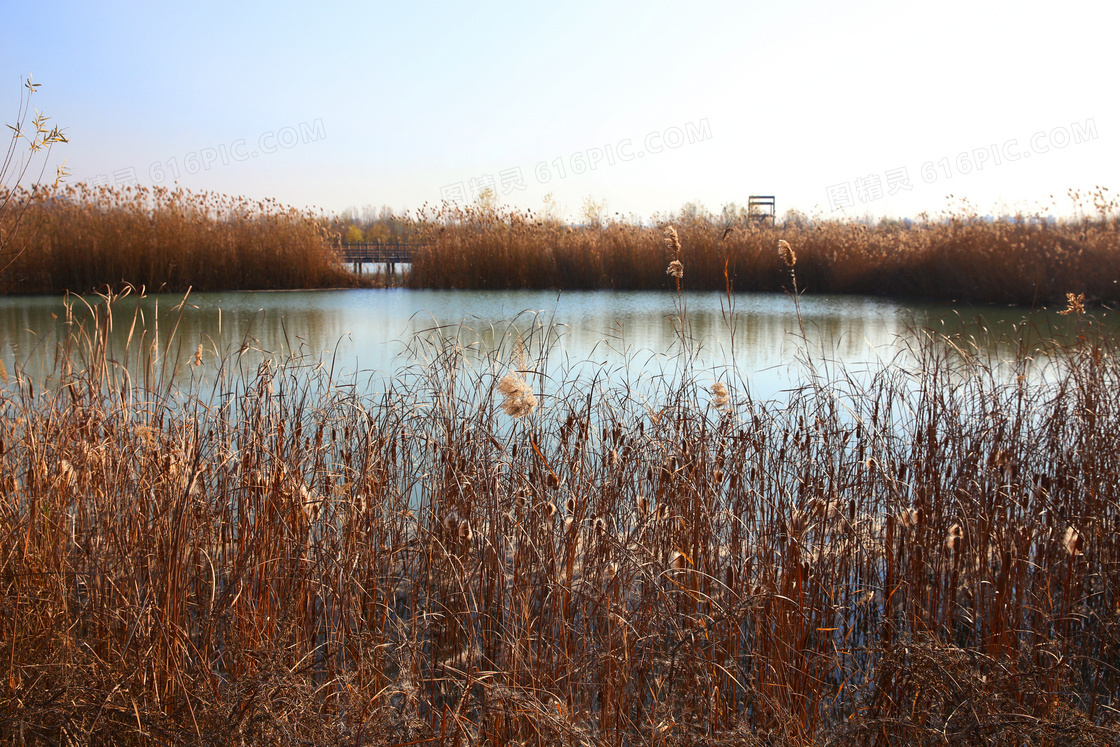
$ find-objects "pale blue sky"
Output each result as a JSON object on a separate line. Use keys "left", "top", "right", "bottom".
{"left": 3, "top": 0, "right": 1116, "bottom": 221}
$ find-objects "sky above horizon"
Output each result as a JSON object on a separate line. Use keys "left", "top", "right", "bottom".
{"left": 3, "top": 0, "right": 1116, "bottom": 223}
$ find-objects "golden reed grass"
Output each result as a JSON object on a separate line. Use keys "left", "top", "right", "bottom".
{"left": 0, "top": 183, "right": 366, "bottom": 293}
{"left": 5, "top": 184, "right": 1119, "bottom": 304}
{"left": 1, "top": 286, "right": 1119, "bottom": 745}
{"left": 404, "top": 194, "right": 1120, "bottom": 305}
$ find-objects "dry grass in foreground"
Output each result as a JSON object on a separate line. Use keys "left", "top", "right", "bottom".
{"left": 406, "top": 192, "right": 1120, "bottom": 305}
{"left": 0, "top": 183, "right": 368, "bottom": 294}
{"left": 2, "top": 276, "right": 1120, "bottom": 746}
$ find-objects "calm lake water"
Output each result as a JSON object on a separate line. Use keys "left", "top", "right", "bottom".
{"left": 0, "top": 289, "right": 1106, "bottom": 398}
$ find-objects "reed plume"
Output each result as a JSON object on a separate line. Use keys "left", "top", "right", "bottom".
{"left": 778, "top": 238, "right": 796, "bottom": 267}
{"left": 497, "top": 371, "right": 537, "bottom": 418}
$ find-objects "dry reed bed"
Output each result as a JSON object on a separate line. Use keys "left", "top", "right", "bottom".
{"left": 0, "top": 183, "right": 359, "bottom": 294}
{"left": 2, "top": 288, "right": 1120, "bottom": 746}
{"left": 407, "top": 199, "right": 1120, "bottom": 305}
{"left": 7, "top": 184, "right": 1120, "bottom": 304}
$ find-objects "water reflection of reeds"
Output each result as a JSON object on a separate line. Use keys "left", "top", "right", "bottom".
{"left": 3, "top": 289, "right": 1110, "bottom": 398}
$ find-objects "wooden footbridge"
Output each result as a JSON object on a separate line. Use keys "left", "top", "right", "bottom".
{"left": 338, "top": 242, "right": 417, "bottom": 273}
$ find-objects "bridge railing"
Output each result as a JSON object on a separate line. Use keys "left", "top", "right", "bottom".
{"left": 337, "top": 243, "right": 417, "bottom": 264}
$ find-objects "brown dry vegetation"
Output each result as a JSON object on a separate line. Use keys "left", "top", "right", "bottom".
{"left": 5, "top": 184, "right": 1120, "bottom": 304}
{"left": 0, "top": 184, "right": 366, "bottom": 294}
{"left": 407, "top": 192, "right": 1120, "bottom": 306}
{"left": 2, "top": 271, "right": 1120, "bottom": 746}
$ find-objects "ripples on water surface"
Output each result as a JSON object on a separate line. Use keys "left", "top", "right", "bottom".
{"left": 0, "top": 289, "right": 1111, "bottom": 398}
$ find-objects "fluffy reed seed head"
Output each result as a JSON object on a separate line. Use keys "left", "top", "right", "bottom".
{"left": 136, "top": 425, "right": 157, "bottom": 450}
{"left": 664, "top": 225, "right": 683, "bottom": 279}
{"left": 778, "top": 239, "right": 796, "bottom": 267}
{"left": 808, "top": 498, "right": 831, "bottom": 519}
{"left": 512, "top": 334, "right": 527, "bottom": 369}
{"left": 58, "top": 459, "right": 76, "bottom": 484}
{"left": 497, "top": 372, "right": 537, "bottom": 419}
{"left": 664, "top": 225, "right": 681, "bottom": 257}
{"left": 788, "top": 510, "right": 808, "bottom": 537}
{"left": 1058, "top": 292, "right": 1086, "bottom": 317}
{"left": 710, "top": 382, "right": 731, "bottom": 412}
{"left": 669, "top": 550, "right": 687, "bottom": 571}
{"left": 946, "top": 523, "right": 963, "bottom": 552}
{"left": 443, "top": 511, "right": 460, "bottom": 532}
{"left": 899, "top": 507, "right": 923, "bottom": 529}
{"left": 299, "top": 484, "right": 322, "bottom": 523}
{"left": 1063, "top": 526, "right": 1083, "bottom": 556}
